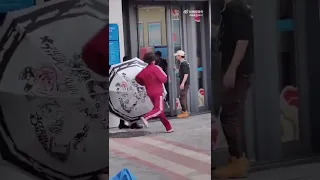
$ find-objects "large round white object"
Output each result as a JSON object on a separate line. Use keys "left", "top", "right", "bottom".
{"left": 0, "top": 0, "right": 108, "bottom": 180}
{"left": 109, "top": 113, "right": 120, "bottom": 128}
{"left": 109, "top": 58, "right": 167, "bottom": 122}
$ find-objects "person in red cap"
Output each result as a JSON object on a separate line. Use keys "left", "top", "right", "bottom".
{"left": 135, "top": 52, "right": 174, "bottom": 133}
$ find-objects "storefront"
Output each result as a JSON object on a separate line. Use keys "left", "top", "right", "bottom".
{"left": 109, "top": 0, "right": 125, "bottom": 66}
{"left": 121, "top": 0, "right": 212, "bottom": 116}
{"left": 212, "top": 0, "right": 320, "bottom": 167}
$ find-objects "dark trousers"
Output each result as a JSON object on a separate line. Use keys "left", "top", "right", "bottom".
{"left": 220, "top": 74, "right": 251, "bottom": 158}
{"left": 179, "top": 85, "right": 189, "bottom": 112}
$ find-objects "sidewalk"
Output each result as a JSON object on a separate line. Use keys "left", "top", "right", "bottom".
{"left": 109, "top": 114, "right": 320, "bottom": 180}
{"left": 109, "top": 113, "right": 211, "bottom": 180}
{"left": 246, "top": 162, "right": 320, "bottom": 180}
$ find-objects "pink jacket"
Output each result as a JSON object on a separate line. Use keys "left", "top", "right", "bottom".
{"left": 135, "top": 64, "right": 167, "bottom": 97}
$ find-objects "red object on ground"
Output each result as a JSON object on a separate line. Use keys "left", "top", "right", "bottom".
{"left": 82, "top": 25, "right": 108, "bottom": 77}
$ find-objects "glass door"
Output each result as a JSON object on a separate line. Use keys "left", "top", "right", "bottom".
{"left": 195, "top": 3, "right": 210, "bottom": 111}
{"left": 183, "top": 4, "right": 210, "bottom": 113}
{"left": 165, "top": 6, "right": 182, "bottom": 116}
{"left": 277, "top": 0, "right": 314, "bottom": 158}
{"left": 278, "top": 0, "right": 311, "bottom": 158}
{"left": 134, "top": 3, "right": 210, "bottom": 116}
{"left": 136, "top": 5, "right": 173, "bottom": 115}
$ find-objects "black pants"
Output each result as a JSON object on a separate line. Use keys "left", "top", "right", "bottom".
{"left": 220, "top": 74, "right": 251, "bottom": 158}
{"left": 179, "top": 85, "right": 189, "bottom": 112}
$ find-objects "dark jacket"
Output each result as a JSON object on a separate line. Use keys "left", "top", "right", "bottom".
{"left": 219, "top": 1, "right": 253, "bottom": 75}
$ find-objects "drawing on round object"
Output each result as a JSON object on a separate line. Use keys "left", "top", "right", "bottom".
{"left": 0, "top": 1, "right": 109, "bottom": 180}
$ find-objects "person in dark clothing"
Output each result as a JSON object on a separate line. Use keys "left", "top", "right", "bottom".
{"left": 213, "top": 0, "right": 253, "bottom": 178}
{"left": 118, "top": 56, "right": 143, "bottom": 129}
{"left": 155, "top": 51, "right": 169, "bottom": 101}
{"left": 122, "top": 56, "right": 130, "bottom": 62}
{"left": 174, "top": 50, "right": 190, "bottom": 118}
{"left": 155, "top": 51, "right": 168, "bottom": 74}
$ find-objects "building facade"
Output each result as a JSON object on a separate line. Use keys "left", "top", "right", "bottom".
{"left": 109, "top": 0, "right": 125, "bottom": 64}
{"left": 110, "top": 0, "right": 212, "bottom": 118}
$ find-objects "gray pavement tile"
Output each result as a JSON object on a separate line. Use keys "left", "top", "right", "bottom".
{"left": 109, "top": 113, "right": 211, "bottom": 180}
{"left": 109, "top": 155, "right": 167, "bottom": 180}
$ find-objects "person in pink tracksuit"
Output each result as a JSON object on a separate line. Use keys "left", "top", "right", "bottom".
{"left": 135, "top": 52, "right": 174, "bottom": 133}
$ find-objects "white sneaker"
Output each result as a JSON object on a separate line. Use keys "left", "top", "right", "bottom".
{"left": 167, "top": 128, "right": 174, "bottom": 133}
{"left": 140, "top": 117, "right": 148, "bottom": 128}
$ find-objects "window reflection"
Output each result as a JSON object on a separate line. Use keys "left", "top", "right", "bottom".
{"left": 195, "top": 6, "right": 205, "bottom": 107}
{"left": 278, "top": 0, "right": 300, "bottom": 142}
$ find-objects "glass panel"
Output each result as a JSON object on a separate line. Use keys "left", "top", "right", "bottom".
{"left": 148, "top": 22, "right": 162, "bottom": 46}
{"left": 137, "top": 6, "right": 179, "bottom": 116}
{"left": 194, "top": 5, "right": 205, "bottom": 107}
{"left": 138, "top": 23, "right": 144, "bottom": 47}
{"left": 171, "top": 7, "right": 182, "bottom": 113}
{"left": 137, "top": 6, "right": 167, "bottom": 57}
{"left": 172, "top": 19, "right": 181, "bottom": 52}
{"left": 278, "top": 0, "right": 300, "bottom": 142}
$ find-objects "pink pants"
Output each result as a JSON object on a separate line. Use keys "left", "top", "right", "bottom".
{"left": 144, "top": 95, "right": 172, "bottom": 131}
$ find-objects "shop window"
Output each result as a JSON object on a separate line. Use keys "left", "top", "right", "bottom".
{"left": 278, "top": 0, "right": 300, "bottom": 142}
{"left": 137, "top": 6, "right": 167, "bottom": 57}
{"left": 194, "top": 5, "right": 205, "bottom": 107}
{"left": 138, "top": 23, "right": 144, "bottom": 47}
{"left": 147, "top": 22, "right": 162, "bottom": 46}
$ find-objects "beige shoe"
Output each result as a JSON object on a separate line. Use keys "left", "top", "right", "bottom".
{"left": 228, "top": 156, "right": 236, "bottom": 163}
{"left": 183, "top": 111, "right": 190, "bottom": 118}
{"left": 177, "top": 111, "right": 189, "bottom": 118}
{"left": 212, "top": 157, "right": 249, "bottom": 179}
{"left": 228, "top": 154, "right": 249, "bottom": 168}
